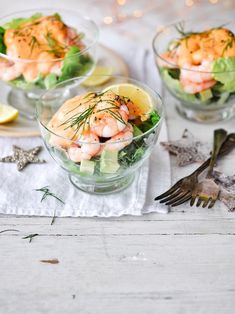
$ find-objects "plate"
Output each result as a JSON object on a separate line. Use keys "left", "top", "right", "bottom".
{"left": 0, "top": 44, "right": 129, "bottom": 137}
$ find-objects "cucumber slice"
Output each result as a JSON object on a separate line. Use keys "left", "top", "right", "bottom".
{"left": 199, "top": 89, "right": 213, "bottom": 102}
{"left": 80, "top": 160, "right": 95, "bottom": 175}
{"left": 100, "top": 150, "right": 120, "bottom": 174}
{"left": 217, "top": 91, "right": 230, "bottom": 106}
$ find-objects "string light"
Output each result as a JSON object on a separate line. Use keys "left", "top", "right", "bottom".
{"left": 117, "top": 0, "right": 126, "bottom": 5}
{"left": 185, "top": 0, "right": 194, "bottom": 7}
{"left": 102, "top": 0, "right": 223, "bottom": 27}
{"left": 133, "top": 10, "right": 143, "bottom": 18}
{"left": 103, "top": 16, "right": 113, "bottom": 25}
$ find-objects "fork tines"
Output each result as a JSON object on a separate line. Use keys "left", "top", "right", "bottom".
{"left": 155, "top": 180, "right": 191, "bottom": 207}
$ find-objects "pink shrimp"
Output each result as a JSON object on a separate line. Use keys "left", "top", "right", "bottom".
{"left": 181, "top": 79, "right": 216, "bottom": 94}
{"left": 0, "top": 61, "right": 21, "bottom": 81}
{"left": 158, "top": 51, "right": 178, "bottom": 68}
{"left": 67, "top": 131, "right": 100, "bottom": 162}
{"left": 50, "top": 61, "right": 62, "bottom": 76}
{"left": 66, "top": 27, "right": 85, "bottom": 49}
{"left": 105, "top": 124, "right": 133, "bottom": 151}
{"left": 180, "top": 60, "right": 214, "bottom": 84}
{"left": 90, "top": 102, "right": 129, "bottom": 138}
{"left": 180, "top": 60, "right": 216, "bottom": 93}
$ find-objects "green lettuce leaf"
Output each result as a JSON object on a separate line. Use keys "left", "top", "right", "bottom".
{"left": 44, "top": 73, "right": 57, "bottom": 89}
{"left": 3, "top": 13, "right": 42, "bottom": 29}
{"left": 161, "top": 68, "right": 197, "bottom": 102}
{"left": 0, "top": 26, "right": 6, "bottom": 54}
{"left": 58, "top": 46, "right": 93, "bottom": 82}
{"left": 10, "top": 77, "right": 36, "bottom": 90}
{"left": 138, "top": 111, "right": 161, "bottom": 133}
{"left": 212, "top": 57, "right": 235, "bottom": 92}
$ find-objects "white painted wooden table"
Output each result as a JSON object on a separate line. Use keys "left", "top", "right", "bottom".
{"left": 1, "top": 1, "right": 235, "bottom": 313}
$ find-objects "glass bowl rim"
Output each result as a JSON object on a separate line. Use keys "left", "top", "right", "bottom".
{"left": 152, "top": 19, "right": 235, "bottom": 74}
{"left": 0, "top": 7, "right": 99, "bottom": 63}
{"left": 36, "top": 75, "right": 164, "bottom": 145}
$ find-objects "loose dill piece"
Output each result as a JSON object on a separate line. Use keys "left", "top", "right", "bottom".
{"left": 35, "top": 186, "right": 65, "bottom": 204}
{"left": 22, "top": 233, "right": 39, "bottom": 243}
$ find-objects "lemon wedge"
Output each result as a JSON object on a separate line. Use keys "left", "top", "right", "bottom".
{"left": 0, "top": 103, "right": 19, "bottom": 124}
{"left": 82, "top": 66, "right": 114, "bottom": 87}
{"left": 103, "top": 83, "right": 154, "bottom": 121}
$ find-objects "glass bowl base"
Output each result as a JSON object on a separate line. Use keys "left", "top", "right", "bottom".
{"left": 69, "top": 173, "right": 135, "bottom": 195}
{"left": 176, "top": 103, "right": 235, "bottom": 123}
{"left": 8, "top": 88, "right": 71, "bottom": 120}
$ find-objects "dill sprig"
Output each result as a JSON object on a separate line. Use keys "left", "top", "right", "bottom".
{"left": 62, "top": 104, "right": 96, "bottom": 134}
{"left": 222, "top": 35, "right": 235, "bottom": 56}
{"left": 29, "top": 35, "right": 40, "bottom": 55}
{"left": 22, "top": 233, "right": 39, "bottom": 243}
{"left": 60, "top": 92, "right": 127, "bottom": 135}
{"left": 44, "top": 30, "right": 67, "bottom": 57}
{"left": 175, "top": 22, "right": 196, "bottom": 38}
{"left": 35, "top": 186, "right": 65, "bottom": 204}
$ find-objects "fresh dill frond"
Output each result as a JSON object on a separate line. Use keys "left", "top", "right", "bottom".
{"left": 35, "top": 186, "right": 65, "bottom": 204}
{"left": 22, "top": 233, "right": 39, "bottom": 243}
{"left": 222, "top": 35, "right": 235, "bottom": 56}
{"left": 175, "top": 22, "right": 195, "bottom": 38}
{"left": 29, "top": 35, "right": 40, "bottom": 55}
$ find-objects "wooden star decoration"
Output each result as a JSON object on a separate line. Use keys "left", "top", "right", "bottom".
{"left": 213, "top": 171, "right": 235, "bottom": 211}
{"left": 0, "top": 145, "right": 46, "bottom": 171}
{"left": 161, "top": 129, "right": 211, "bottom": 166}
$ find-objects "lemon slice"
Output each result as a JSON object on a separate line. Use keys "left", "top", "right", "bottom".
{"left": 0, "top": 103, "right": 19, "bottom": 124}
{"left": 82, "top": 66, "right": 114, "bottom": 87}
{"left": 103, "top": 83, "right": 154, "bottom": 121}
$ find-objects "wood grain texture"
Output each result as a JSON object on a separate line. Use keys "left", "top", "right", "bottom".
{"left": 0, "top": 230, "right": 235, "bottom": 314}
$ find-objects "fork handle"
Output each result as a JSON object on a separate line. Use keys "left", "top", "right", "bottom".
{"left": 207, "top": 129, "right": 227, "bottom": 178}
{"left": 192, "top": 132, "right": 235, "bottom": 177}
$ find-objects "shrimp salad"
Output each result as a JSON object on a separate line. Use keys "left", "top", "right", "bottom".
{"left": 47, "top": 89, "right": 160, "bottom": 177}
{"left": 0, "top": 13, "right": 93, "bottom": 90}
{"left": 158, "top": 25, "right": 235, "bottom": 106}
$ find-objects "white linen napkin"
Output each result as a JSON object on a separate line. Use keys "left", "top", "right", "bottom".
{"left": 0, "top": 120, "right": 170, "bottom": 217}
{"left": 0, "top": 38, "right": 171, "bottom": 217}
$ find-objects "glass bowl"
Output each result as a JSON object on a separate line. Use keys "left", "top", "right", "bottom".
{"left": 152, "top": 20, "right": 235, "bottom": 123}
{"left": 36, "top": 76, "right": 164, "bottom": 194}
{"left": 0, "top": 8, "right": 98, "bottom": 119}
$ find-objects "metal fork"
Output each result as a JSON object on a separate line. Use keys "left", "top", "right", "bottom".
{"left": 155, "top": 132, "right": 235, "bottom": 207}
{"left": 190, "top": 129, "right": 227, "bottom": 208}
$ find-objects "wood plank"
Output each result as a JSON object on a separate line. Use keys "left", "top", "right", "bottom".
{"left": 0, "top": 234, "right": 235, "bottom": 314}
{"left": 0, "top": 218, "right": 235, "bottom": 235}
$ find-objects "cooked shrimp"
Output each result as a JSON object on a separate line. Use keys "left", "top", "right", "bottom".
{"left": 22, "top": 63, "right": 38, "bottom": 81}
{"left": 37, "top": 52, "right": 56, "bottom": 76}
{"left": 77, "top": 131, "right": 100, "bottom": 156}
{"left": 181, "top": 79, "right": 216, "bottom": 94}
{"left": 67, "top": 131, "right": 100, "bottom": 162}
{"left": 0, "top": 61, "right": 21, "bottom": 81}
{"left": 174, "top": 28, "right": 235, "bottom": 66}
{"left": 180, "top": 60, "right": 213, "bottom": 84}
{"left": 158, "top": 51, "right": 178, "bottom": 68}
{"left": 67, "top": 145, "right": 91, "bottom": 163}
{"left": 90, "top": 91, "right": 129, "bottom": 138}
{"left": 66, "top": 27, "right": 85, "bottom": 49}
{"left": 105, "top": 124, "right": 133, "bottom": 151}
{"left": 50, "top": 61, "right": 62, "bottom": 76}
